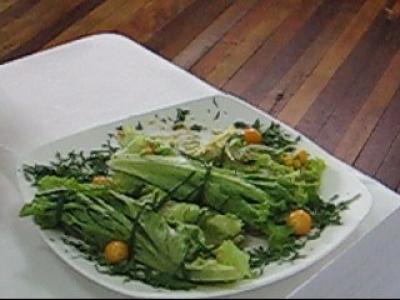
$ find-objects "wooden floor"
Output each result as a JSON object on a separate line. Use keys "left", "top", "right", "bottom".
{"left": 1, "top": 0, "right": 400, "bottom": 192}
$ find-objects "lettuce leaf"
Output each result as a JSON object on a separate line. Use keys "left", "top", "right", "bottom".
{"left": 109, "top": 154, "right": 270, "bottom": 230}
{"left": 185, "top": 241, "right": 251, "bottom": 282}
{"left": 160, "top": 201, "right": 243, "bottom": 245}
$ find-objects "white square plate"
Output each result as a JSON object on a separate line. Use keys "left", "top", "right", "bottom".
{"left": 16, "top": 95, "right": 372, "bottom": 299}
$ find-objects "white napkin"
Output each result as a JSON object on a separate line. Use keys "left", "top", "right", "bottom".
{"left": 0, "top": 34, "right": 398, "bottom": 298}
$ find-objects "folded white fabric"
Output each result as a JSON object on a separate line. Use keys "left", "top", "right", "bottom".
{"left": 0, "top": 34, "right": 398, "bottom": 298}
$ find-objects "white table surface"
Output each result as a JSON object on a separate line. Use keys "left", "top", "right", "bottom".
{"left": 1, "top": 34, "right": 399, "bottom": 298}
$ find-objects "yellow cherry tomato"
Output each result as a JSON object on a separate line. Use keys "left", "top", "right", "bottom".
{"left": 243, "top": 128, "right": 263, "bottom": 144}
{"left": 92, "top": 176, "right": 112, "bottom": 186}
{"left": 296, "top": 150, "right": 309, "bottom": 165}
{"left": 293, "top": 159, "right": 302, "bottom": 169}
{"left": 287, "top": 209, "right": 312, "bottom": 236}
{"left": 281, "top": 154, "right": 294, "bottom": 166}
{"left": 104, "top": 240, "right": 129, "bottom": 264}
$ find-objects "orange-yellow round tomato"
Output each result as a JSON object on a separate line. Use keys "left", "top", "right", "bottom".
{"left": 287, "top": 209, "right": 312, "bottom": 236}
{"left": 104, "top": 240, "right": 129, "bottom": 264}
{"left": 243, "top": 128, "right": 263, "bottom": 144}
{"left": 92, "top": 176, "right": 112, "bottom": 186}
{"left": 296, "top": 150, "right": 309, "bottom": 164}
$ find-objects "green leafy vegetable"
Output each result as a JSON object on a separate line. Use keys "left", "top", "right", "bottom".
{"left": 135, "top": 121, "right": 143, "bottom": 131}
{"left": 19, "top": 118, "right": 355, "bottom": 291}
{"left": 175, "top": 108, "right": 190, "bottom": 123}
{"left": 108, "top": 154, "right": 270, "bottom": 230}
{"left": 185, "top": 241, "right": 250, "bottom": 283}
{"left": 190, "top": 124, "right": 204, "bottom": 131}
{"left": 20, "top": 176, "right": 251, "bottom": 288}
{"left": 160, "top": 201, "right": 244, "bottom": 245}
{"left": 23, "top": 137, "right": 117, "bottom": 185}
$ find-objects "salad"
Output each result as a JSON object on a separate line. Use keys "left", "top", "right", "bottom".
{"left": 20, "top": 109, "right": 355, "bottom": 290}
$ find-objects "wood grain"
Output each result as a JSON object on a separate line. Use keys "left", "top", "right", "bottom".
{"left": 278, "top": 0, "right": 385, "bottom": 126}
{"left": 191, "top": 0, "right": 299, "bottom": 88}
{"left": 0, "top": 0, "right": 18, "bottom": 13}
{"left": 146, "top": 0, "right": 233, "bottom": 59}
{"left": 314, "top": 18, "right": 400, "bottom": 154}
{"left": 266, "top": 0, "right": 365, "bottom": 114}
{"left": 44, "top": 0, "right": 130, "bottom": 48}
{"left": 223, "top": 0, "right": 322, "bottom": 98}
{"left": 375, "top": 131, "right": 400, "bottom": 189}
{"left": 1, "top": 0, "right": 400, "bottom": 193}
{"left": 335, "top": 50, "right": 400, "bottom": 164}
{"left": 173, "top": 0, "right": 258, "bottom": 70}
{"left": 0, "top": 0, "right": 39, "bottom": 28}
{"left": 1, "top": 0, "right": 82, "bottom": 58}
{"left": 296, "top": 11, "right": 392, "bottom": 142}
{"left": 87, "top": 0, "right": 148, "bottom": 34}
{"left": 118, "top": 0, "right": 194, "bottom": 43}
{"left": 189, "top": 0, "right": 273, "bottom": 80}
{"left": 236, "top": 0, "right": 347, "bottom": 106}
{"left": 355, "top": 87, "right": 400, "bottom": 176}
{"left": 0, "top": 0, "right": 103, "bottom": 63}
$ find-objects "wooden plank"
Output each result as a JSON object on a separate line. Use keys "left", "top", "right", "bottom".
{"left": 316, "top": 20, "right": 400, "bottom": 154}
{"left": 86, "top": 0, "right": 147, "bottom": 33}
{"left": 0, "top": 0, "right": 103, "bottom": 64}
{"left": 191, "top": 0, "right": 299, "bottom": 88}
{"left": 375, "top": 131, "right": 400, "bottom": 189}
{"left": 335, "top": 50, "right": 400, "bottom": 164}
{"left": 264, "top": 0, "right": 365, "bottom": 114}
{"left": 354, "top": 87, "right": 400, "bottom": 176}
{"left": 173, "top": 0, "right": 258, "bottom": 70}
{"left": 0, "top": 0, "right": 18, "bottom": 14}
{"left": 296, "top": 11, "right": 393, "bottom": 142}
{"left": 0, "top": 0, "right": 79, "bottom": 58}
{"left": 118, "top": 0, "right": 194, "bottom": 44}
{"left": 277, "top": 0, "right": 386, "bottom": 127}
{"left": 190, "top": 0, "right": 273, "bottom": 80}
{"left": 0, "top": 0, "right": 39, "bottom": 28}
{"left": 146, "top": 0, "right": 234, "bottom": 60}
{"left": 44, "top": 0, "right": 129, "bottom": 48}
{"left": 223, "top": 0, "right": 322, "bottom": 98}
{"left": 237, "top": 0, "right": 347, "bottom": 106}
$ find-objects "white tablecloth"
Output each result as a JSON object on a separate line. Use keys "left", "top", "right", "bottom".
{"left": 1, "top": 34, "right": 399, "bottom": 298}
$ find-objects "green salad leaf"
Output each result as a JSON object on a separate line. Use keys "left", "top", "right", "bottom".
{"left": 19, "top": 117, "right": 355, "bottom": 291}
{"left": 160, "top": 201, "right": 243, "bottom": 245}
{"left": 108, "top": 154, "right": 270, "bottom": 230}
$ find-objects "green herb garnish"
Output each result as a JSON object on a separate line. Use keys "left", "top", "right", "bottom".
{"left": 175, "top": 108, "right": 190, "bottom": 123}
{"left": 190, "top": 124, "right": 204, "bottom": 131}
{"left": 135, "top": 122, "right": 144, "bottom": 130}
{"left": 19, "top": 118, "right": 355, "bottom": 291}
{"left": 23, "top": 137, "right": 117, "bottom": 185}
{"left": 214, "top": 111, "right": 221, "bottom": 121}
{"left": 212, "top": 97, "right": 219, "bottom": 108}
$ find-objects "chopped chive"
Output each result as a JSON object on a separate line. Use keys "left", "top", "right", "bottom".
{"left": 213, "top": 111, "right": 221, "bottom": 121}
{"left": 212, "top": 97, "right": 219, "bottom": 108}
{"left": 135, "top": 122, "right": 143, "bottom": 130}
